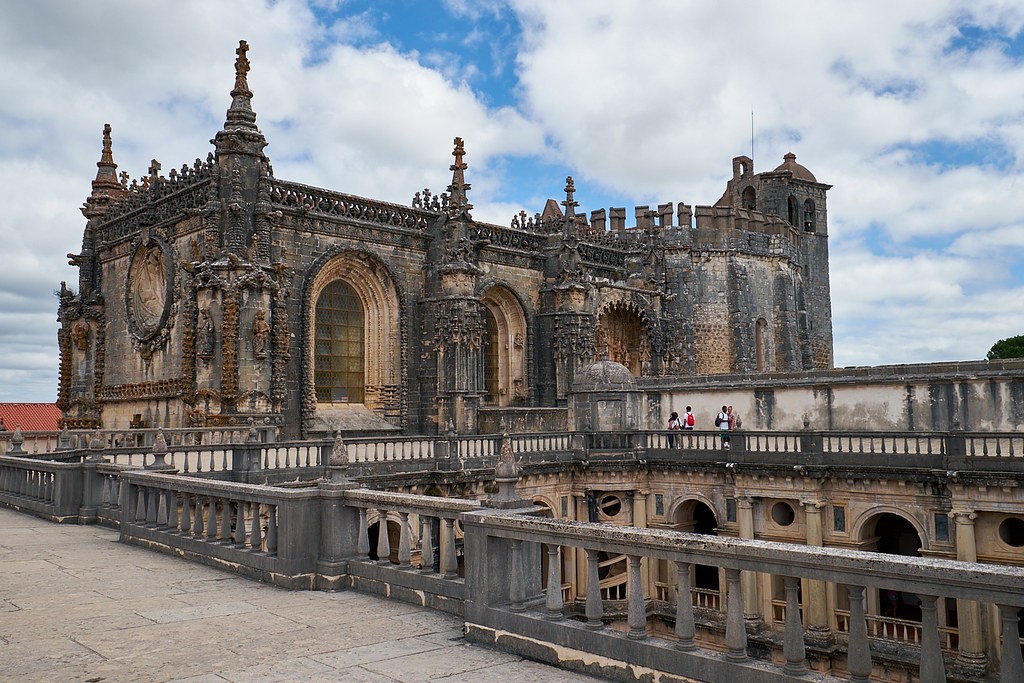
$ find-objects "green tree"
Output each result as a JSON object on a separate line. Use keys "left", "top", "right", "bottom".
{"left": 986, "top": 335, "right": 1024, "bottom": 360}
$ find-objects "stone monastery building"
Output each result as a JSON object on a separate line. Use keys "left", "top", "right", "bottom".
{"left": 58, "top": 41, "right": 832, "bottom": 439}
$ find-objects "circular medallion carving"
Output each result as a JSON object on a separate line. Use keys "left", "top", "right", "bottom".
{"left": 126, "top": 240, "right": 172, "bottom": 343}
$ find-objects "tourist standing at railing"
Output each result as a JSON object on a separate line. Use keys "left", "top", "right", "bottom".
{"left": 683, "top": 406, "right": 695, "bottom": 448}
{"left": 716, "top": 405, "right": 730, "bottom": 448}
{"left": 667, "top": 412, "right": 681, "bottom": 447}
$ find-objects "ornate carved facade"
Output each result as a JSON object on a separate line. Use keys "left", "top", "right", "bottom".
{"left": 58, "top": 42, "right": 833, "bottom": 438}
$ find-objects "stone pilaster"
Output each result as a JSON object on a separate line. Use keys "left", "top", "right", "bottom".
{"left": 736, "top": 495, "right": 761, "bottom": 624}
{"left": 802, "top": 500, "right": 831, "bottom": 639}
{"left": 951, "top": 510, "right": 988, "bottom": 675}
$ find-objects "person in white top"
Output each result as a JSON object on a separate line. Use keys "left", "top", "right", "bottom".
{"left": 717, "top": 405, "right": 730, "bottom": 449}
{"left": 683, "top": 406, "right": 695, "bottom": 448}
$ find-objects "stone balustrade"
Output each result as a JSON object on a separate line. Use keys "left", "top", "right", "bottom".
{"left": 3, "top": 449, "right": 1024, "bottom": 681}
{"left": 461, "top": 508, "right": 1024, "bottom": 683}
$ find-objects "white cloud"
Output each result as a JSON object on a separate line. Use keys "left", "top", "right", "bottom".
{"left": 2, "top": 0, "right": 1024, "bottom": 401}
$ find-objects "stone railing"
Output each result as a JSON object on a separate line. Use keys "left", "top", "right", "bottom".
{"left": 118, "top": 470, "right": 322, "bottom": 587}
{"left": 4, "top": 456, "right": 1024, "bottom": 681}
{"left": 461, "top": 507, "right": 1024, "bottom": 683}
{"left": 2, "top": 425, "right": 277, "bottom": 456}
{"left": 269, "top": 179, "right": 435, "bottom": 232}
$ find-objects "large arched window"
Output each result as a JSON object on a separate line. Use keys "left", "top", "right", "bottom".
{"left": 305, "top": 251, "right": 402, "bottom": 426}
{"left": 483, "top": 307, "right": 500, "bottom": 404}
{"left": 480, "top": 285, "right": 528, "bottom": 406}
{"left": 315, "top": 280, "right": 364, "bottom": 403}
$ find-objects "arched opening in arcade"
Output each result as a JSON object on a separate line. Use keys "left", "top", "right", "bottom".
{"left": 857, "top": 513, "right": 926, "bottom": 623}
{"left": 674, "top": 499, "right": 721, "bottom": 603}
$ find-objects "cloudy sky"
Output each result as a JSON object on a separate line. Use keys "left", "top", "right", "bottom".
{"left": 2, "top": 0, "right": 1024, "bottom": 402}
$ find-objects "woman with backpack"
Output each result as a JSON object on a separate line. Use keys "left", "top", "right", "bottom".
{"left": 667, "top": 411, "right": 682, "bottom": 447}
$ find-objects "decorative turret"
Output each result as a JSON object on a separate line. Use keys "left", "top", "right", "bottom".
{"left": 445, "top": 137, "right": 473, "bottom": 220}
{"left": 81, "top": 124, "right": 126, "bottom": 219}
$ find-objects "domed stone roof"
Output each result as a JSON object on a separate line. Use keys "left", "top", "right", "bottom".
{"left": 575, "top": 359, "right": 636, "bottom": 388}
{"left": 772, "top": 152, "right": 817, "bottom": 182}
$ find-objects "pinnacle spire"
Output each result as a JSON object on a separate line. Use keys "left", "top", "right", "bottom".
{"left": 561, "top": 176, "right": 578, "bottom": 220}
{"left": 91, "top": 124, "right": 121, "bottom": 193}
{"left": 223, "top": 40, "right": 258, "bottom": 133}
{"left": 446, "top": 137, "right": 473, "bottom": 218}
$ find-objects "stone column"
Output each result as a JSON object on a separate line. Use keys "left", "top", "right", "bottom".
{"left": 737, "top": 496, "right": 760, "bottom": 624}
{"left": 575, "top": 495, "right": 588, "bottom": 598}
{"left": 802, "top": 500, "right": 831, "bottom": 638}
{"left": 951, "top": 510, "right": 988, "bottom": 674}
{"left": 632, "top": 490, "right": 652, "bottom": 593}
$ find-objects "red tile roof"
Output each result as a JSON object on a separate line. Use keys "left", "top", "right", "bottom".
{"left": 0, "top": 403, "right": 62, "bottom": 432}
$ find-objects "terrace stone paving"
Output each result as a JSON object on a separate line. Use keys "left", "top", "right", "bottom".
{"left": 0, "top": 507, "right": 605, "bottom": 682}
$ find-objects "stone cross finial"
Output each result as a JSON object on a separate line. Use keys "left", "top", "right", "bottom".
{"left": 446, "top": 136, "right": 473, "bottom": 217}
{"left": 562, "top": 176, "right": 578, "bottom": 220}
{"left": 148, "top": 159, "right": 161, "bottom": 179}
{"left": 235, "top": 40, "right": 251, "bottom": 83}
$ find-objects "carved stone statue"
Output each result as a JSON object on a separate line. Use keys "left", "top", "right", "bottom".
{"left": 198, "top": 309, "right": 215, "bottom": 359}
{"left": 252, "top": 308, "right": 270, "bottom": 358}
{"left": 72, "top": 322, "right": 89, "bottom": 351}
{"left": 129, "top": 244, "right": 167, "bottom": 335}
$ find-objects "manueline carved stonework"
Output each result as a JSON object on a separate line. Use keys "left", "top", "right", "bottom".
{"left": 125, "top": 237, "right": 176, "bottom": 359}
{"left": 58, "top": 43, "right": 834, "bottom": 435}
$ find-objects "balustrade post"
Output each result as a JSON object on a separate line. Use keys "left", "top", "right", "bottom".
{"left": 249, "top": 503, "right": 262, "bottom": 549}
{"left": 266, "top": 505, "right": 278, "bottom": 555}
{"left": 998, "top": 604, "right": 1024, "bottom": 683}
{"left": 233, "top": 502, "right": 245, "bottom": 546}
{"left": 193, "top": 497, "right": 204, "bottom": 537}
{"left": 419, "top": 516, "right": 435, "bottom": 573}
{"left": 357, "top": 508, "right": 370, "bottom": 558}
{"left": 674, "top": 561, "right": 696, "bottom": 651}
{"left": 782, "top": 576, "right": 808, "bottom": 675}
{"left": 180, "top": 492, "right": 191, "bottom": 532}
{"left": 161, "top": 488, "right": 175, "bottom": 530}
{"left": 627, "top": 554, "right": 646, "bottom": 640}
{"left": 135, "top": 486, "right": 147, "bottom": 523}
{"left": 725, "top": 568, "right": 748, "bottom": 662}
{"left": 156, "top": 488, "right": 168, "bottom": 528}
{"left": 918, "top": 594, "right": 947, "bottom": 683}
{"left": 545, "top": 544, "right": 563, "bottom": 620}
{"left": 206, "top": 496, "right": 218, "bottom": 541}
{"left": 585, "top": 548, "right": 603, "bottom": 630}
{"left": 146, "top": 486, "right": 159, "bottom": 525}
{"left": 375, "top": 509, "right": 390, "bottom": 564}
{"left": 397, "top": 511, "right": 412, "bottom": 569}
{"left": 509, "top": 539, "right": 526, "bottom": 611}
{"left": 846, "top": 585, "right": 872, "bottom": 682}
{"left": 441, "top": 517, "right": 458, "bottom": 578}
{"left": 109, "top": 475, "right": 120, "bottom": 509}
{"left": 219, "top": 498, "right": 232, "bottom": 542}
